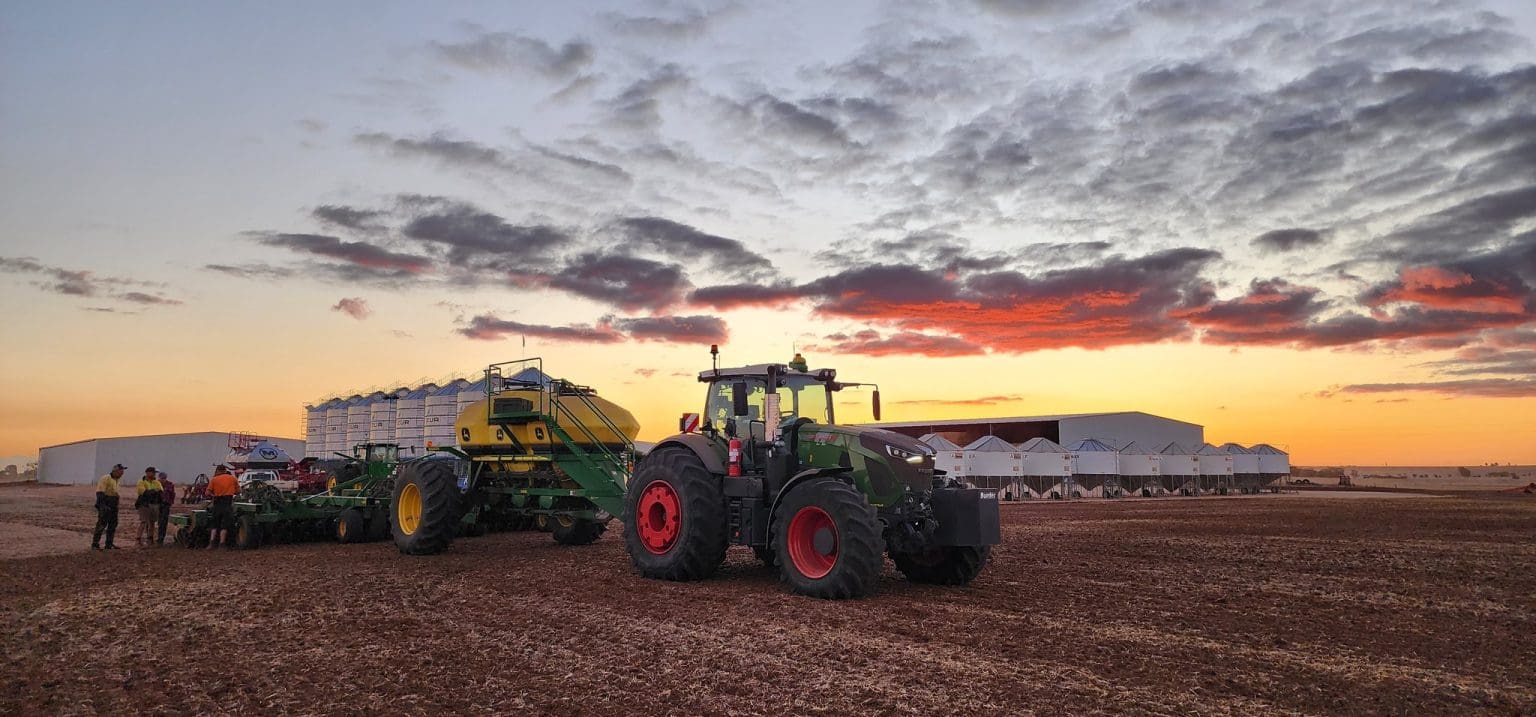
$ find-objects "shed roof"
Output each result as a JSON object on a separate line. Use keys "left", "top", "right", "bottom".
{"left": 1118, "top": 441, "right": 1153, "bottom": 455}
{"left": 1219, "top": 442, "right": 1253, "bottom": 454}
{"left": 1196, "top": 443, "right": 1226, "bottom": 455}
{"left": 1251, "top": 443, "right": 1289, "bottom": 455}
{"left": 1157, "top": 442, "right": 1195, "bottom": 455}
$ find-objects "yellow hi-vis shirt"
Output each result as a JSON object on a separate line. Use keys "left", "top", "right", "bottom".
{"left": 137, "top": 478, "right": 161, "bottom": 496}
{"left": 97, "top": 475, "right": 120, "bottom": 496}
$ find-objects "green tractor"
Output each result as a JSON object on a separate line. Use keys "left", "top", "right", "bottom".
{"left": 624, "top": 349, "right": 1001, "bottom": 599}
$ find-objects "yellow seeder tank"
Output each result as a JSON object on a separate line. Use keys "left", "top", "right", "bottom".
{"left": 453, "top": 387, "right": 639, "bottom": 454}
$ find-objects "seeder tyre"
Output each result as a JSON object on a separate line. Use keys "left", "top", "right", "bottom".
{"left": 335, "top": 508, "right": 366, "bottom": 544}
{"left": 623, "top": 448, "right": 727, "bottom": 581}
{"left": 552, "top": 516, "right": 607, "bottom": 545}
{"left": 234, "top": 515, "right": 261, "bottom": 550}
{"left": 891, "top": 546, "right": 990, "bottom": 586}
{"left": 773, "top": 477, "right": 882, "bottom": 599}
{"left": 392, "top": 459, "right": 461, "bottom": 555}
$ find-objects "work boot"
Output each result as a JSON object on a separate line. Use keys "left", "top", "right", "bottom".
{"left": 104, "top": 545, "right": 118, "bottom": 550}
{"left": 90, "top": 544, "right": 100, "bottom": 550}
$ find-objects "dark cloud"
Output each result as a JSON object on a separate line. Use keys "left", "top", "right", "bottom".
{"left": 355, "top": 132, "right": 510, "bottom": 170}
{"left": 614, "top": 217, "right": 773, "bottom": 276}
{"left": 332, "top": 297, "right": 371, "bottom": 320}
{"left": 431, "top": 31, "right": 593, "bottom": 79}
{"left": 609, "top": 315, "right": 727, "bottom": 343}
{"left": 0, "top": 257, "right": 180, "bottom": 307}
{"left": 458, "top": 313, "right": 723, "bottom": 344}
{"left": 356, "top": 132, "right": 631, "bottom": 188}
{"left": 541, "top": 253, "right": 690, "bottom": 311}
{"left": 601, "top": 5, "right": 740, "bottom": 40}
{"left": 1337, "top": 378, "right": 1536, "bottom": 399}
{"left": 818, "top": 329, "right": 982, "bottom": 357}
{"left": 400, "top": 202, "right": 572, "bottom": 267}
{"left": 1252, "top": 228, "right": 1326, "bottom": 253}
{"left": 459, "top": 315, "right": 623, "bottom": 343}
{"left": 253, "top": 233, "right": 433, "bottom": 273}
{"left": 313, "top": 205, "right": 387, "bottom": 232}
{"left": 117, "top": 292, "right": 182, "bottom": 306}
{"left": 605, "top": 64, "right": 690, "bottom": 130}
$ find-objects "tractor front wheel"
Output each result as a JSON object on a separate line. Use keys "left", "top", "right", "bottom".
{"left": 552, "top": 516, "right": 607, "bottom": 545}
{"left": 891, "top": 546, "right": 991, "bottom": 586}
{"left": 623, "top": 448, "right": 727, "bottom": 581}
{"left": 773, "top": 477, "right": 883, "bottom": 599}
{"left": 392, "top": 459, "right": 461, "bottom": 555}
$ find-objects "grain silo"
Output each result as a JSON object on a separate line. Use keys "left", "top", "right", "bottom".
{"left": 1195, "top": 443, "right": 1233, "bottom": 495}
{"left": 964, "top": 435, "right": 1022, "bottom": 498}
{"left": 1157, "top": 442, "right": 1199, "bottom": 495}
{"left": 304, "top": 402, "right": 330, "bottom": 458}
{"left": 1251, "top": 444, "right": 1291, "bottom": 491}
{"left": 1018, "top": 437, "right": 1072, "bottom": 499}
{"left": 457, "top": 377, "right": 490, "bottom": 418}
{"left": 1117, "top": 441, "right": 1162, "bottom": 496}
{"left": 324, "top": 396, "right": 357, "bottom": 456}
{"left": 1221, "top": 443, "right": 1262, "bottom": 493}
{"left": 919, "top": 434, "right": 967, "bottom": 484}
{"left": 424, "top": 379, "right": 470, "bottom": 449}
{"left": 368, "top": 388, "right": 407, "bottom": 444}
{"left": 346, "top": 392, "right": 383, "bottom": 450}
{"left": 1067, "top": 438, "right": 1121, "bottom": 498}
{"left": 393, "top": 383, "right": 437, "bottom": 459}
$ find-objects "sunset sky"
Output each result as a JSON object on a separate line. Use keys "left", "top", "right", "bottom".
{"left": 2, "top": 0, "right": 1534, "bottom": 466}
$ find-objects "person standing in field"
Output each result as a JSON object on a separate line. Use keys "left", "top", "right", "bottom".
{"left": 134, "top": 467, "right": 162, "bottom": 546}
{"left": 206, "top": 465, "right": 240, "bottom": 549}
{"left": 91, "top": 463, "right": 126, "bottom": 550}
{"left": 156, "top": 471, "right": 175, "bottom": 545}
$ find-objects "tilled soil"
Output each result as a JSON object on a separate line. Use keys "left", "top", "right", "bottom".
{"left": 2, "top": 490, "right": 1534, "bottom": 716}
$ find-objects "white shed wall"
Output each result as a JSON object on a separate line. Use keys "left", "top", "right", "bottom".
{"left": 965, "top": 450, "right": 1021, "bottom": 477}
{"left": 41, "top": 433, "right": 303, "bottom": 486}
{"left": 1020, "top": 451, "right": 1072, "bottom": 477}
{"left": 38, "top": 441, "right": 98, "bottom": 484}
{"left": 1117, "top": 453, "right": 1160, "bottom": 476}
{"left": 1071, "top": 451, "right": 1118, "bottom": 475}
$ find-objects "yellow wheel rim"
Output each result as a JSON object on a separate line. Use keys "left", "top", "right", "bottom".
{"left": 398, "top": 483, "right": 422, "bottom": 536}
{"left": 337, "top": 519, "right": 347, "bottom": 539}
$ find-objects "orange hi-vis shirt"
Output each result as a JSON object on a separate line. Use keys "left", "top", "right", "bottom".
{"left": 208, "top": 473, "right": 239, "bottom": 498}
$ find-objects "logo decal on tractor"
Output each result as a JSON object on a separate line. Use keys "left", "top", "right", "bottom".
{"left": 460, "top": 427, "right": 471, "bottom": 442}
{"left": 535, "top": 427, "right": 545, "bottom": 440}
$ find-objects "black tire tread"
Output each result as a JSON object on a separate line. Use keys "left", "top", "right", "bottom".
{"left": 336, "top": 507, "right": 366, "bottom": 544}
{"left": 392, "top": 459, "right": 461, "bottom": 555}
{"left": 773, "top": 477, "right": 883, "bottom": 599}
{"left": 552, "top": 518, "right": 608, "bottom": 545}
{"left": 623, "top": 447, "right": 728, "bottom": 581}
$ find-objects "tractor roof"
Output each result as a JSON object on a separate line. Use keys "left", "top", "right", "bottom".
{"left": 698, "top": 363, "right": 826, "bottom": 382}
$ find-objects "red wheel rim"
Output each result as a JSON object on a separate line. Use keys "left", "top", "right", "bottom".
{"left": 786, "top": 506, "right": 838, "bottom": 579}
{"left": 637, "top": 480, "right": 681, "bottom": 555}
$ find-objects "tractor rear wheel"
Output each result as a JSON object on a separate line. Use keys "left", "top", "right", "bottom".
{"left": 773, "top": 477, "right": 882, "bottom": 599}
{"left": 552, "top": 516, "right": 607, "bottom": 545}
{"left": 623, "top": 448, "right": 727, "bottom": 581}
{"left": 891, "top": 546, "right": 991, "bottom": 586}
{"left": 392, "top": 459, "right": 460, "bottom": 555}
{"left": 335, "top": 508, "right": 365, "bottom": 544}
{"left": 234, "top": 515, "right": 261, "bottom": 550}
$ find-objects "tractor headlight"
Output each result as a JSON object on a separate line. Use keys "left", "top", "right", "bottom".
{"left": 885, "top": 445, "right": 919, "bottom": 460}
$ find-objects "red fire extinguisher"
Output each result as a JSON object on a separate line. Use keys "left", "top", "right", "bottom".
{"left": 728, "top": 438, "right": 742, "bottom": 477}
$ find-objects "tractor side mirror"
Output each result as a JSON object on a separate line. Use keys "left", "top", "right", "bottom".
{"left": 732, "top": 382, "right": 749, "bottom": 416}
{"left": 872, "top": 389, "right": 882, "bottom": 421}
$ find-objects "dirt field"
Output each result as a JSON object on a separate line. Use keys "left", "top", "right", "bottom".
{"left": 2, "top": 485, "right": 1534, "bottom": 715}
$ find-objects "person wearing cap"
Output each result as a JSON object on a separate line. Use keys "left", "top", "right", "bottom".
{"left": 205, "top": 465, "right": 240, "bottom": 549}
{"left": 91, "top": 464, "right": 126, "bottom": 550}
{"left": 134, "top": 467, "right": 163, "bottom": 546}
{"left": 155, "top": 471, "right": 175, "bottom": 545}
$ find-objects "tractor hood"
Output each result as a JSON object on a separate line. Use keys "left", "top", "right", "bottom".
{"left": 795, "top": 423, "right": 936, "bottom": 499}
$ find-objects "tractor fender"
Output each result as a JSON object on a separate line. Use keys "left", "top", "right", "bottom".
{"left": 768, "top": 467, "right": 852, "bottom": 529}
{"left": 651, "top": 433, "right": 728, "bottom": 476}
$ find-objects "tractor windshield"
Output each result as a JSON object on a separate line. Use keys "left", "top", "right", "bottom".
{"left": 705, "top": 375, "right": 834, "bottom": 437}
